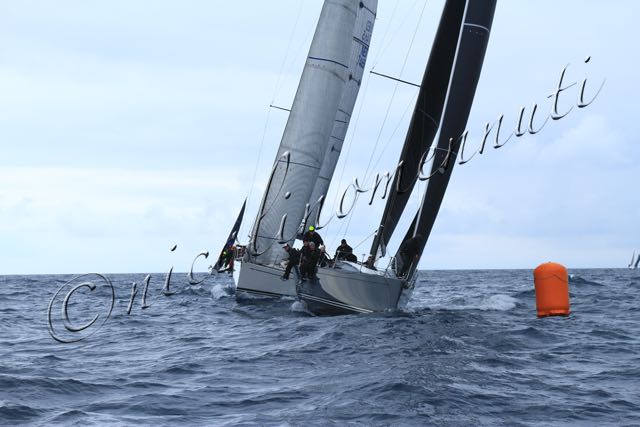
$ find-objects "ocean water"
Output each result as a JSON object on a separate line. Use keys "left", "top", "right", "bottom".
{"left": 1, "top": 268, "right": 639, "bottom": 426}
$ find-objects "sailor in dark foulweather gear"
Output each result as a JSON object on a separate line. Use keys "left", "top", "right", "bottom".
{"left": 223, "top": 245, "right": 236, "bottom": 272}
{"left": 302, "top": 226, "right": 323, "bottom": 248}
{"left": 397, "top": 234, "right": 423, "bottom": 278}
{"left": 281, "top": 244, "right": 300, "bottom": 281}
{"left": 300, "top": 241, "right": 320, "bottom": 281}
{"left": 334, "top": 239, "right": 354, "bottom": 261}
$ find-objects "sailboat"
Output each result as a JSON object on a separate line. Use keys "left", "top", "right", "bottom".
{"left": 234, "top": 0, "right": 377, "bottom": 298}
{"left": 297, "top": 0, "right": 497, "bottom": 314}
{"left": 629, "top": 251, "right": 640, "bottom": 269}
{"left": 235, "top": 0, "right": 497, "bottom": 315}
{"left": 211, "top": 199, "right": 246, "bottom": 273}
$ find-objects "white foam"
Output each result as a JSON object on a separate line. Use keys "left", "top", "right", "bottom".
{"left": 290, "top": 300, "right": 310, "bottom": 314}
{"left": 210, "top": 283, "right": 233, "bottom": 300}
{"left": 477, "top": 294, "right": 518, "bottom": 311}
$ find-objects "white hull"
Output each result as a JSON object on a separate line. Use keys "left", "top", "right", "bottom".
{"left": 234, "top": 261, "right": 297, "bottom": 297}
{"left": 234, "top": 259, "right": 414, "bottom": 314}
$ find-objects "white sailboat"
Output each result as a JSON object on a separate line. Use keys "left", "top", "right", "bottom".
{"left": 235, "top": 0, "right": 498, "bottom": 315}
{"left": 629, "top": 251, "right": 640, "bottom": 269}
{"left": 235, "top": 0, "right": 377, "bottom": 298}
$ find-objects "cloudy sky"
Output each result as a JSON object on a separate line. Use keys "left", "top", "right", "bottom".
{"left": 1, "top": 1, "right": 637, "bottom": 274}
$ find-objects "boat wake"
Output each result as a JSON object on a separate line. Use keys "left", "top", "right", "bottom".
{"left": 568, "top": 274, "right": 603, "bottom": 286}
{"left": 210, "top": 282, "right": 235, "bottom": 300}
{"left": 290, "top": 300, "right": 313, "bottom": 315}
{"left": 475, "top": 294, "right": 518, "bottom": 311}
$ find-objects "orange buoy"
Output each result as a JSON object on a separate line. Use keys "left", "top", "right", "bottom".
{"left": 533, "top": 262, "right": 570, "bottom": 317}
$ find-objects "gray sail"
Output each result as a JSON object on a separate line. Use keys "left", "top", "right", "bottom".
{"left": 629, "top": 251, "right": 636, "bottom": 268}
{"left": 634, "top": 252, "right": 640, "bottom": 269}
{"left": 369, "top": 0, "right": 467, "bottom": 259}
{"left": 251, "top": 0, "right": 359, "bottom": 265}
{"left": 306, "top": 0, "right": 377, "bottom": 228}
{"left": 395, "top": 0, "right": 497, "bottom": 276}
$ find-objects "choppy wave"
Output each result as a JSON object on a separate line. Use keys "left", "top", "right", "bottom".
{"left": 569, "top": 273, "right": 603, "bottom": 286}
{"left": 1, "top": 269, "right": 639, "bottom": 426}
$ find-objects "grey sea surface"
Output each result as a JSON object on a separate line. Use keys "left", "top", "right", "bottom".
{"left": 1, "top": 269, "right": 639, "bottom": 426}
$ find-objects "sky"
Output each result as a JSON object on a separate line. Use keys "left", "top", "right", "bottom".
{"left": 0, "top": 0, "right": 638, "bottom": 274}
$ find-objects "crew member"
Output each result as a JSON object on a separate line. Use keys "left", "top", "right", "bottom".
{"left": 281, "top": 243, "right": 300, "bottom": 281}
{"left": 302, "top": 226, "right": 323, "bottom": 247}
{"left": 300, "top": 241, "right": 320, "bottom": 280}
{"left": 227, "top": 245, "right": 237, "bottom": 272}
{"left": 299, "top": 241, "right": 310, "bottom": 280}
{"left": 334, "top": 239, "right": 354, "bottom": 261}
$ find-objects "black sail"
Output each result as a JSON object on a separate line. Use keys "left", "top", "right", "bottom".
{"left": 369, "top": 0, "right": 466, "bottom": 259}
{"left": 397, "top": 0, "right": 497, "bottom": 276}
{"left": 213, "top": 199, "right": 246, "bottom": 271}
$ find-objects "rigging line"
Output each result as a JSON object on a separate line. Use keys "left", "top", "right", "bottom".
{"left": 370, "top": 0, "right": 400, "bottom": 67}
{"left": 342, "top": 0, "right": 428, "bottom": 243}
{"left": 271, "top": 0, "right": 306, "bottom": 103}
{"left": 327, "top": 61, "right": 376, "bottom": 251}
{"left": 362, "top": 0, "right": 429, "bottom": 185}
{"left": 370, "top": 70, "right": 421, "bottom": 88}
{"left": 281, "top": 1, "right": 318, "bottom": 97}
{"left": 244, "top": 106, "right": 271, "bottom": 230}
{"left": 369, "top": 91, "right": 418, "bottom": 177}
{"left": 352, "top": 227, "right": 380, "bottom": 251}
{"left": 371, "top": 0, "right": 423, "bottom": 70}
{"left": 330, "top": 2, "right": 415, "bottom": 249}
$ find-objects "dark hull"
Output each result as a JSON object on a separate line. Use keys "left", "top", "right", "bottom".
{"left": 296, "top": 262, "right": 411, "bottom": 316}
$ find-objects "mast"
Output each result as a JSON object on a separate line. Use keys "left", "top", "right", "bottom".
{"left": 368, "top": 0, "right": 467, "bottom": 260}
{"left": 397, "top": 0, "right": 497, "bottom": 277}
{"left": 306, "top": 0, "right": 378, "bottom": 228}
{"left": 250, "top": 0, "right": 359, "bottom": 265}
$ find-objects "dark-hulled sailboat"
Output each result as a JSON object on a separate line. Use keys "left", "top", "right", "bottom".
{"left": 297, "top": 0, "right": 498, "bottom": 314}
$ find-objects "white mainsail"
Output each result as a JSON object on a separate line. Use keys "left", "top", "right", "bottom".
{"left": 307, "top": 1, "right": 377, "bottom": 226}
{"left": 250, "top": 0, "right": 359, "bottom": 265}
{"left": 629, "top": 251, "right": 640, "bottom": 270}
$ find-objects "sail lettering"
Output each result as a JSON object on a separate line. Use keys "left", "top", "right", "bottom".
{"left": 333, "top": 56, "right": 603, "bottom": 222}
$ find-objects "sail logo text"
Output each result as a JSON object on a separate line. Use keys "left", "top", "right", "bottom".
{"left": 252, "top": 56, "right": 604, "bottom": 252}
{"left": 333, "top": 56, "right": 604, "bottom": 219}
{"left": 46, "top": 245, "right": 212, "bottom": 343}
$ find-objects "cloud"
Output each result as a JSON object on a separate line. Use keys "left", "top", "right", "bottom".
{"left": 1, "top": 1, "right": 638, "bottom": 272}
{"left": 0, "top": 167, "right": 247, "bottom": 273}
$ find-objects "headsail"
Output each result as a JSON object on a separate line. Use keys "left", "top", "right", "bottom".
{"left": 306, "top": 0, "right": 378, "bottom": 228}
{"left": 629, "top": 251, "right": 636, "bottom": 268}
{"left": 250, "top": 0, "right": 359, "bottom": 265}
{"left": 634, "top": 252, "right": 640, "bottom": 269}
{"left": 396, "top": 0, "right": 497, "bottom": 277}
{"left": 213, "top": 199, "right": 246, "bottom": 271}
{"left": 369, "top": 0, "right": 467, "bottom": 260}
